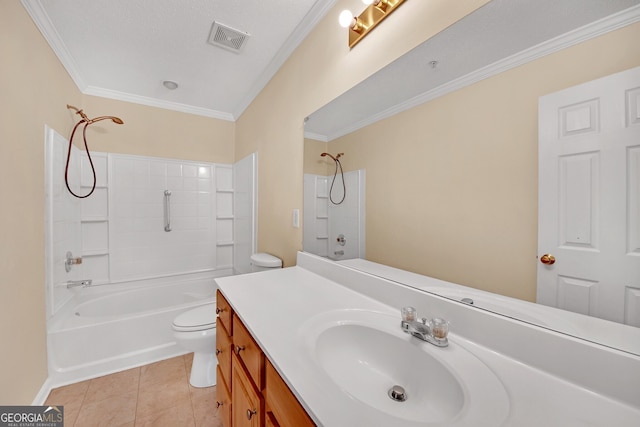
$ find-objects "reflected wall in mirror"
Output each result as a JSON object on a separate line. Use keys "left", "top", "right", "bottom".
{"left": 303, "top": 0, "right": 640, "bottom": 355}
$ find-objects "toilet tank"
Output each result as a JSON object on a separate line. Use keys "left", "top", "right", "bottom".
{"left": 250, "top": 253, "right": 282, "bottom": 272}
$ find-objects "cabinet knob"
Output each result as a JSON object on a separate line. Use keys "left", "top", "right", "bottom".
{"left": 215, "top": 348, "right": 222, "bottom": 355}
{"left": 246, "top": 409, "right": 257, "bottom": 420}
{"left": 216, "top": 401, "right": 223, "bottom": 408}
{"left": 235, "top": 345, "right": 245, "bottom": 355}
{"left": 216, "top": 307, "right": 223, "bottom": 314}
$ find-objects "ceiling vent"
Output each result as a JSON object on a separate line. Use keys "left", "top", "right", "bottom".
{"left": 208, "top": 22, "right": 250, "bottom": 53}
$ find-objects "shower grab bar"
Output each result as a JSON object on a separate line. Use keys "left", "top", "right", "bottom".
{"left": 164, "top": 190, "right": 172, "bottom": 232}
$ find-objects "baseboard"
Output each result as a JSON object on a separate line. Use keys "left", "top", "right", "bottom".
{"left": 31, "top": 377, "right": 54, "bottom": 406}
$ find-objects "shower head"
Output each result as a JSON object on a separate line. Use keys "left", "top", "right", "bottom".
{"left": 91, "top": 116, "right": 124, "bottom": 125}
{"left": 321, "top": 152, "right": 344, "bottom": 162}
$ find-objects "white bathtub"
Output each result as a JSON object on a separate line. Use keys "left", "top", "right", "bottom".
{"left": 47, "top": 273, "right": 222, "bottom": 387}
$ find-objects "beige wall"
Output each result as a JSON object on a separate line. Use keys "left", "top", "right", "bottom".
{"left": 303, "top": 138, "right": 330, "bottom": 176}
{"left": 329, "top": 22, "right": 640, "bottom": 301}
{"left": 0, "top": 3, "right": 233, "bottom": 404}
{"left": 81, "top": 96, "right": 234, "bottom": 163}
{"left": 0, "top": 1, "right": 78, "bottom": 404}
{"left": 236, "top": 0, "right": 490, "bottom": 266}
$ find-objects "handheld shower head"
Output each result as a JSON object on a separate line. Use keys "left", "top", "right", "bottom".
{"left": 66, "top": 105, "right": 123, "bottom": 125}
{"left": 91, "top": 116, "right": 124, "bottom": 125}
{"left": 321, "top": 152, "right": 337, "bottom": 161}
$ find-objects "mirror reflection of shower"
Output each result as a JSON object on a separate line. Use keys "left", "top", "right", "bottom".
{"left": 320, "top": 152, "right": 345, "bottom": 205}
{"left": 303, "top": 152, "right": 365, "bottom": 261}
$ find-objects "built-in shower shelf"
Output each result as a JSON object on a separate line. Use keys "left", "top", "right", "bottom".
{"left": 216, "top": 215, "right": 234, "bottom": 220}
{"left": 317, "top": 195, "right": 328, "bottom": 199}
{"left": 80, "top": 185, "right": 108, "bottom": 189}
{"left": 316, "top": 236, "right": 329, "bottom": 240}
{"left": 82, "top": 249, "right": 109, "bottom": 257}
{"left": 216, "top": 188, "right": 234, "bottom": 193}
{"left": 316, "top": 215, "right": 328, "bottom": 219}
{"left": 217, "top": 241, "right": 234, "bottom": 246}
{"left": 81, "top": 217, "right": 108, "bottom": 223}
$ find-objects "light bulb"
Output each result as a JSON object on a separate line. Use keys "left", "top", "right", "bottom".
{"left": 339, "top": 9, "right": 355, "bottom": 28}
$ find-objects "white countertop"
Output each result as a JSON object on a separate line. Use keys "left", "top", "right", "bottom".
{"left": 216, "top": 255, "right": 640, "bottom": 426}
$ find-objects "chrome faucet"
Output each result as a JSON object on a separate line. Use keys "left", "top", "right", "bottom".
{"left": 67, "top": 279, "right": 92, "bottom": 289}
{"left": 400, "top": 307, "right": 449, "bottom": 347}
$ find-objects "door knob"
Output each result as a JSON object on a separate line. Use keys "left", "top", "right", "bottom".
{"left": 540, "top": 254, "right": 556, "bottom": 265}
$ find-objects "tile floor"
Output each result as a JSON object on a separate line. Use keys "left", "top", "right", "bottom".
{"left": 44, "top": 353, "right": 223, "bottom": 427}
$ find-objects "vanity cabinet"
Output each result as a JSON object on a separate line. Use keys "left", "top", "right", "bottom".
{"left": 216, "top": 290, "right": 316, "bottom": 427}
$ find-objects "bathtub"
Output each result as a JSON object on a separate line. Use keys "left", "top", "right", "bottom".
{"left": 47, "top": 273, "right": 223, "bottom": 387}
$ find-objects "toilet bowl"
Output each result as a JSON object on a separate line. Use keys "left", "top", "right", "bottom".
{"left": 172, "top": 303, "right": 217, "bottom": 388}
{"left": 250, "top": 253, "right": 282, "bottom": 272}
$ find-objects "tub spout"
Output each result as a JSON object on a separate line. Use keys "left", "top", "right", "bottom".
{"left": 67, "top": 279, "right": 92, "bottom": 289}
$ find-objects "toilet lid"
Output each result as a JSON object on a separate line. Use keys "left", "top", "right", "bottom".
{"left": 173, "top": 304, "right": 217, "bottom": 332}
{"left": 250, "top": 252, "right": 282, "bottom": 268}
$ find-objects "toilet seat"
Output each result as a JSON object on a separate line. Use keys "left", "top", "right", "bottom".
{"left": 172, "top": 304, "right": 217, "bottom": 332}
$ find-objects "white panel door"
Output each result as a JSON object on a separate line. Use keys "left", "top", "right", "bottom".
{"left": 538, "top": 66, "right": 640, "bottom": 325}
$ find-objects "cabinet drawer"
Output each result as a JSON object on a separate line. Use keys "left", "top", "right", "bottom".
{"left": 216, "top": 290, "right": 233, "bottom": 335}
{"left": 233, "top": 314, "right": 265, "bottom": 390}
{"left": 265, "top": 360, "right": 315, "bottom": 427}
{"left": 232, "top": 352, "right": 263, "bottom": 427}
{"left": 216, "top": 324, "right": 233, "bottom": 390}
{"left": 216, "top": 366, "right": 232, "bottom": 427}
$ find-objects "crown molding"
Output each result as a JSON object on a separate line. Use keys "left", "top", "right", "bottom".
{"left": 322, "top": 4, "right": 640, "bottom": 141}
{"left": 21, "top": 0, "right": 88, "bottom": 91}
{"left": 84, "top": 86, "right": 235, "bottom": 121}
{"left": 303, "top": 131, "right": 330, "bottom": 142}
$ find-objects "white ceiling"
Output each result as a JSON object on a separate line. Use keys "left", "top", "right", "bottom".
{"left": 305, "top": 0, "right": 640, "bottom": 141}
{"left": 22, "top": 0, "right": 335, "bottom": 121}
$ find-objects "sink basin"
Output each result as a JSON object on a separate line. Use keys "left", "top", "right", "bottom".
{"left": 301, "top": 309, "right": 510, "bottom": 426}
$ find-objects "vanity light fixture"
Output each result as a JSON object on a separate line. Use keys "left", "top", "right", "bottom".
{"left": 339, "top": 0, "right": 406, "bottom": 48}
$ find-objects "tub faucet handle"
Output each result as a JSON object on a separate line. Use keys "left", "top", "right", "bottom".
{"left": 65, "top": 251, "right": 82, "bottom": 272}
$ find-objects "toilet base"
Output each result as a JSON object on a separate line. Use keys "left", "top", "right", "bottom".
{"left": 189, "top": 351, "right": 217, "bottom": 388}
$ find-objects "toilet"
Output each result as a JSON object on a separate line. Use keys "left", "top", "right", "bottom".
{"left": 250, "top": 252, "right": 282, "bottom": 272}
{"left": 172, "top": 303, "right": 217, "bottom": 388}
{"left": 173, "top": 253, "right": 282, "bottom": 388}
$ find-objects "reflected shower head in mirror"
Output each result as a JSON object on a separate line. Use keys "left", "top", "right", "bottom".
{"left": 320, "top": 153, "right": 346, "bottom": 205}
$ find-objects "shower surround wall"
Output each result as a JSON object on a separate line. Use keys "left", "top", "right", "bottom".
{"left": 45, "top": 126, "right": 253, "bottom": 318}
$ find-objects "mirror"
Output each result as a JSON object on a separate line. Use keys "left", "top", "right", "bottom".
{"left": 303, "top": 0, "right": 640, "bottom": 355}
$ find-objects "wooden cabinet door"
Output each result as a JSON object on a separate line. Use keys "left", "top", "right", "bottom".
{"left": 232, "top": 353, "right": 263, "bottom": 427}
{"left": 216, "top": 319, "right": 233, "bottom": 388}
{"left": 233, "top": 314, "right": 264, "bottom": 389}
{"left": 216, "top": 366, "right": 232, "bottom": 427}
{"left": 265, "top": 360, "right": 315, "bottom": 427}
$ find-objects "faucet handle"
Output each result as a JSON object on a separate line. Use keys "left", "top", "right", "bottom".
{"left": 429, "top": 317, "right": 450, "bottom": 340}
{"left": 401, "top": 306, "right": 416, "bottom": 322}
